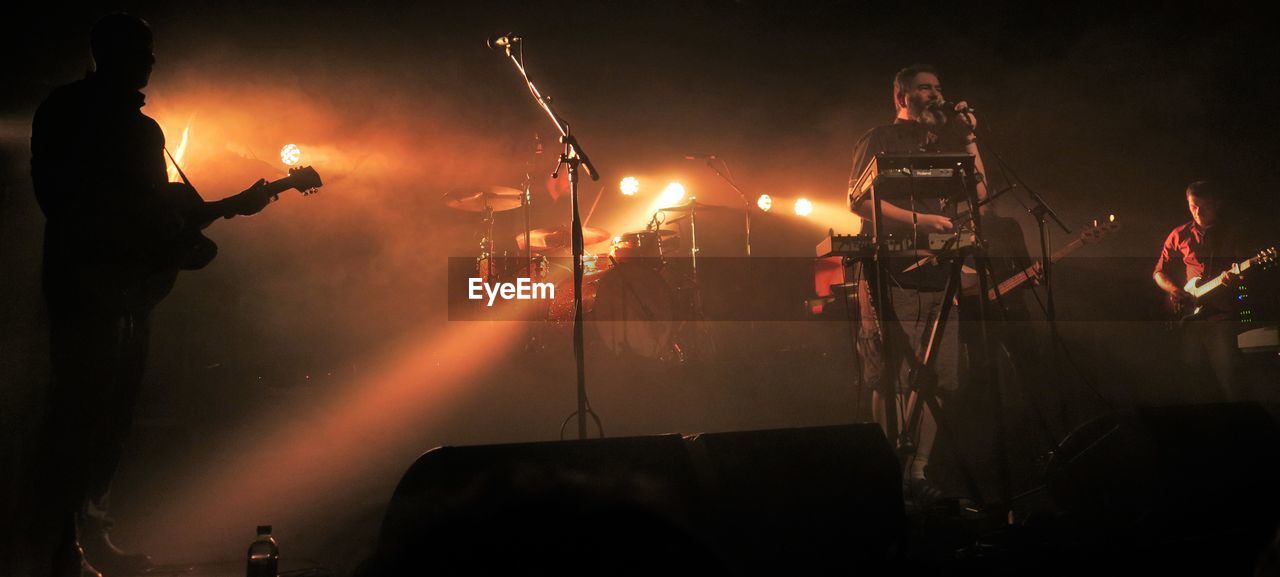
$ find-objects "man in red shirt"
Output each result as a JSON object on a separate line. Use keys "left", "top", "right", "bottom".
{"left": 1153, "top": 180, "right": 1245, "bottom": 400}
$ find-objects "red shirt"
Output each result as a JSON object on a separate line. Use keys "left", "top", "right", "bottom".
{"left": 1154, "top": 221, "right": 1240, "bottom": 284}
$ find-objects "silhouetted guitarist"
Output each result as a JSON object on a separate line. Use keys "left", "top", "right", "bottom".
{"left": 29, "top": 14, "right": 271, "bottom": 577}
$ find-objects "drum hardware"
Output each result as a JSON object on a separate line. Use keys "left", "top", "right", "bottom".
{"left": 611, "top": 229, "right": 675, "bottom": 268}
{"left": 442, "top": 186, "right": 524, "bottom": 212}
{"left": 517, "top": 225, "right": 612, "bottom": 251}
{"left": 444, "top": 187, "right": 524, "bottom": 283}
{"left": 652, "top": 198, "right": 731, "bottom": 360}
{"left": 521, "top": 171, "right": 534, "bottom": 284}
{"left": 687, "top": 154, "right": 757, "bottom": 257}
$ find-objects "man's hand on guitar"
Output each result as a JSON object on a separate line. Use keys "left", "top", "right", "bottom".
{"left": 231, "top": 178, "right": 273, "bottom": 216}
{"left": 1217, "top": 269, "right": 1241, "bottom": 288}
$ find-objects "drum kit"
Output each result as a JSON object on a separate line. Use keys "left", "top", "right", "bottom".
{"left": 444, "top": 185, "right": 730, "bottom": 361}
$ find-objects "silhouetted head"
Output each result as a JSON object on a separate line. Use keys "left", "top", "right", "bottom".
{"left": 91, "top": 13, "right": 155, "bottom": 90}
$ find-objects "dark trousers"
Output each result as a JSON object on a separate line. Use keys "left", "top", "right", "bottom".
{"left": 32, "top": 299, "right": 151, "bottom": 559}
{"left": 1180, "top": 320, "right": 1243, "bottom": 401}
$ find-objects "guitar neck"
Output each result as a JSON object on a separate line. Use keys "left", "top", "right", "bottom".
{"left": 987, "top": 237, "right": 1085, "bottom": 300}
{"left": 1188, "top": 257, "right": 1254, "bottom": 299}
{"left": 192, "top": 177, "right": 299, "bottom": 223}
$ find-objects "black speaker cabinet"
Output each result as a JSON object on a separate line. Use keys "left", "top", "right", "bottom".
{"left": 372, "top": 424, "right": 902, "bottom": 576}
{"left": 1047, "top": 402, "right": 1280, "bottom": 541}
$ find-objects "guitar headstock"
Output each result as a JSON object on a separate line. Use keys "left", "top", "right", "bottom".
{"left": 286, "top": 165, "right": 324, "bottom": 195}
{"left": 1255, "top": 246, "right": 1278, "bottom": 269}
{"left": 1080, "top": 215, "right": 1121, "bottom": 244}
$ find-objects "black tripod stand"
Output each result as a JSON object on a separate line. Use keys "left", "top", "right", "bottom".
{"left": 856, "top": 152, "right": 1012, "bottom": 511}
{"left": 895, "top": 244, "right": 1003, "bottom": 507}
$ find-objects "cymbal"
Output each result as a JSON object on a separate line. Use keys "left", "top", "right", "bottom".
{"left": 618, "top": 229, "right": 678, "bottom": 241}
{"left": 443, "top": 186, "right": 523, "bottom": 212}
{"left": 517, "top": 225, "right": 612, "bottom": 250}
{"left": 656, "top": 199, "right": 729, "bottom": 213}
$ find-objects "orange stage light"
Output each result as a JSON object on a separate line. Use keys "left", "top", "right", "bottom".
{"left": 794, "top": 197, "right": 813, "bottom": 217}
{"left": 656, "top": 182, "right": 685, "bottom": 207}
{"left": 619, "top": 176, "right": 639, "bottom": 196}
{"left": 280, "top": 143, "right": 301, "bottom": 166}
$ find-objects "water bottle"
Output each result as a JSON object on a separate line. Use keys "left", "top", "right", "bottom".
{"left": 246, "top": 525, "right": 279, "bottom": 577}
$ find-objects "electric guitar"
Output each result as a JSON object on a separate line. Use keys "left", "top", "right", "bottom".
{"left": 165, "top": 165, "right": 323, "bottom": 270}
{"left": 1168, "top": 246, "right": 1276, "bottom": 323}
{"left": 98, "top": 165, "right": 323, "bottom": 311}
{"left": 961, "top": 218, "right": 1122, "bottom": 300}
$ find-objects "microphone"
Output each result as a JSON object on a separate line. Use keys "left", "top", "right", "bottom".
{"left": 486, "top": 33, "right": 521, "bottom": 51}
{"left": 936, "top": 100, "right": 977, "bottom": 115}
{"left": 684, "top": 153, "right": 717, "bottom": 160}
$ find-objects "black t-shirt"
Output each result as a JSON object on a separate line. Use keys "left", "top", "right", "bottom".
{"left": 31, "top": 74, "right": 177, "bottom": 309}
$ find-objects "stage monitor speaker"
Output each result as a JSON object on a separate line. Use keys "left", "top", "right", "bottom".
{"left": 372, "top": 424, "right": 902, "bottom": 576}
{"left": 1047, "top": 402, "right": 1280, "bottom": 543}
{"left": 685, "top": 423, "right": 905, "bottom": 575}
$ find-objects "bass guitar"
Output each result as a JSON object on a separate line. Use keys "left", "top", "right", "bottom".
{"left": 1168, "top": 246, "right": 1276, "bottom": 323}
{"left": 961, "top": 217, "right": 1122, "bottom": 301}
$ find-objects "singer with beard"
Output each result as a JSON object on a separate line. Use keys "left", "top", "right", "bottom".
{"left": 846, "top": 64, "right": 990, "bottom": 504}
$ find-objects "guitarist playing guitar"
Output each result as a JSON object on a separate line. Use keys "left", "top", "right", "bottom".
{"left": 26, "top": 14, "right": 320, "bottom": 577}
{"left": 1153, "top": 180, "right": 1257, "bottom": 401}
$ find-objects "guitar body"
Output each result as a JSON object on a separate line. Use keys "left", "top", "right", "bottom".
{"left": 164, "top": 181, "right": 219, "bottom": 271}
{"left": 92, "top": 166, "right": 323, "bottom": 312}
{"left": 1166, "top": 246, "right": 1277, "bottom": 326}
{"left": 105, "top": 182, "right": 218, "bottom": 312}
{"left": 1166, "top": 281, "right": 1207, "bottom": 324}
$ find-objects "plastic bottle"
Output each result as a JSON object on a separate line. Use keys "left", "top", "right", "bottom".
{"left": 246, "top": 525, "right": 279, "bottom": 577}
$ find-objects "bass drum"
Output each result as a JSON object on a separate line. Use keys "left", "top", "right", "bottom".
{"left": 547, "top": 262, "right": 677, "bottom": 360}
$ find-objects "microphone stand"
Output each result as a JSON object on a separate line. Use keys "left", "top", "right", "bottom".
{"left": 982, "top": 143, "right": 1072, "bottom": 434}
{"left": 694, "top": 155, "right": 755, "bottom": 355}
{"left": 495, "top": 38, "right": 601, "bottom": 440}
{"left": 1027, "top": 187, "right": 1070, "bottom": 434}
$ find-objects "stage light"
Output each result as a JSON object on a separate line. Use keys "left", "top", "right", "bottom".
{"left": 794, "top": 197, "right": 813, "bottom": 217}
{"left": 280, "top": 143, "right": 301, "bottom": 166}
{"left": 656, "top": 182, "right": 686, "bottom": 207}
{"left": 620, "top": 176, "right": 640, "bottom": 196}
{"left": 757, "top": 194, "right": 772, "bottom": 212}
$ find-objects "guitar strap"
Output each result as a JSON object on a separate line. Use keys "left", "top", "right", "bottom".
{"left": 163, "top": 146, "right": 196, "bottom": 191}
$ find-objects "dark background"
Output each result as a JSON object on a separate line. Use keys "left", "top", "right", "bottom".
{"left": 2, "top": 0, "right": 1277, "bottom": 569}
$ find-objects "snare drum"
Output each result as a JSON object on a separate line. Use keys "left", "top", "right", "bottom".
{"left": 611, "top": 230, "right": 672, "bottom": 269}
{"left": 581, "top": 252, "right": 613, "bottom": 276}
